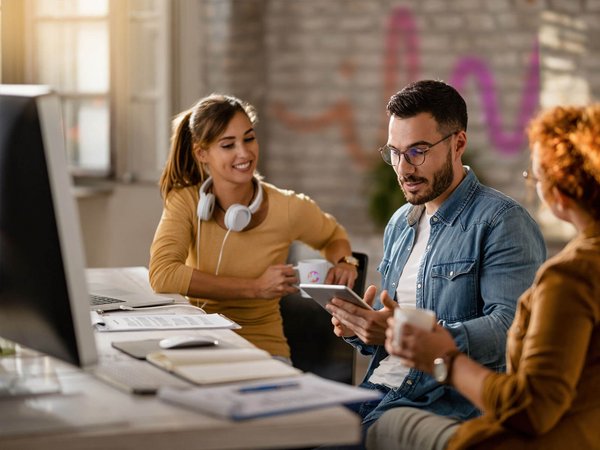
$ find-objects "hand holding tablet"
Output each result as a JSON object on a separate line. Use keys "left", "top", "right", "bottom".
{"left": 299, "top": 284, "right": 373, "bottom": 312}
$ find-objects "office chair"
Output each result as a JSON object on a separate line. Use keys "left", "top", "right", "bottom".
{"left": 280, "top": 251, "right": 368, "bottom": 384}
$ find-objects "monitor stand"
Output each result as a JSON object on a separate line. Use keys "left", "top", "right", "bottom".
{"left": 0, "top": 341, "right": 61, "bottom": 398}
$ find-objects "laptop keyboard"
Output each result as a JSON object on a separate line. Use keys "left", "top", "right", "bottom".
{"left": 90, "top": 294, "right": 125, "bottom": 306}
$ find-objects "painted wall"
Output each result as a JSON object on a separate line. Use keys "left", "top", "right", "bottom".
{"left": 81, "top": 0, "right": 600, "bottom": 280}
{"left": 77, "top": 183, "right": 162, "bottom": 268}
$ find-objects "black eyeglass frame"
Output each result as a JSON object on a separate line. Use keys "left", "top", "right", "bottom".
{"left": 379, "top": 131, "right": 460, "bottom": 167}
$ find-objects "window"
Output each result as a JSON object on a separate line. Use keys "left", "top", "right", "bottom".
{"left": 26, "top": 0, "right": 110, "bottom": 175}
{"left": 1, "top": 0, "right": 171, "bottom": 181}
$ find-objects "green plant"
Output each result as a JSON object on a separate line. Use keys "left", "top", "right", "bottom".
{"left": 368, "top": 159, "right": 407, "bottom": 229}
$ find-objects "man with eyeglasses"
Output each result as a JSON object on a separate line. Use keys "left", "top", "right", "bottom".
{"left": 325, "top": 80, "right": 546, "bottom": 445}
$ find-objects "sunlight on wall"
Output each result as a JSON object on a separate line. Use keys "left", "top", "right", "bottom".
{"left": 540, "top": 10, "right": 589, "bottom": 108}
{"left": 537, "top": 9, "right": 588, "bottom": 244}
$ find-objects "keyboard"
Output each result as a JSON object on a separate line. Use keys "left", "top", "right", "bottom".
{"left": 90, "top": 294, "right": 125, "bottom": 306}
{"left": 92, "top": 359, "right": 194, "bottom": 395}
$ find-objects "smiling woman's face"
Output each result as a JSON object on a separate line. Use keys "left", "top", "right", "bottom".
{"left": 199, "top": 111, "right": 258, "bottom": 186}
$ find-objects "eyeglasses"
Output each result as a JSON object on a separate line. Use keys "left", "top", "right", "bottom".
{"left": 379, "top": 131, "right": 459, "bottom": 167}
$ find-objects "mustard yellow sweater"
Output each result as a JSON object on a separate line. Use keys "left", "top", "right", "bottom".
{"left": 149, "top": 181, "right": 348, "bottom": 357}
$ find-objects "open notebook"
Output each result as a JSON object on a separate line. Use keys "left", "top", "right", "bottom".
{"left": 146, "top": 347, "right": 301, "bottom": 385}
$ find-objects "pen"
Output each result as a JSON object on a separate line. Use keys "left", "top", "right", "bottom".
{"left": 237, "top": 381, "right": 300, "bottom": 394}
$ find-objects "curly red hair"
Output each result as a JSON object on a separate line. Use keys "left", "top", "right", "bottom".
{"left": 527, "top": 105, "right": 600, "bottom": 219}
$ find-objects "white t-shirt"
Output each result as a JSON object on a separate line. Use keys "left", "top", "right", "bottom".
{"left": 368, "top": 211, "right": 431, "bottom": 388}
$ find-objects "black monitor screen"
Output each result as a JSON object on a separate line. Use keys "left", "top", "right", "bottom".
{"left": 0, "top": 85, "right": 97, "bottom": 368}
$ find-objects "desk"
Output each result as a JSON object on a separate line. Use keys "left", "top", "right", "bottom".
{"left": 0, "top": 268, "right": 361, "bottom": 450}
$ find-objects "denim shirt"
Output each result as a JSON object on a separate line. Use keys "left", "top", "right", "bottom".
{"left": 348, "top": 169, "right": 546, "bottom": 425}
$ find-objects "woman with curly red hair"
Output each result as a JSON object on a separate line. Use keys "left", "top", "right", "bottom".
{"left": 366, "top": 105, "right": 600, "bottom": 449}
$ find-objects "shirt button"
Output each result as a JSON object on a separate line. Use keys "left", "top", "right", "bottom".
{"left": 406, "top": 380, "right": 413, "bottom": 385}
{"left": 432, "top": 217, "right": 438, "bottom": 222}
{"left": 392, "top": 282, "right": 396, "bottom": 287}
{"left": 449, "top": 271, "right": 454, "bottom": 276}
{"left": 426, "top": 245, "right": 431, "bottom": 250}
{"left": 417, "top": 283, "right": 422, "bottom": 289}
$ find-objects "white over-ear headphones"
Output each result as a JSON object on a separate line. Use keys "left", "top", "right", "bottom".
{"left": 197, "top": 176, "right": 263, "bottom": 232}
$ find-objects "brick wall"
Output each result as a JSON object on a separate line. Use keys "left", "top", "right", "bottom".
{"left": 185, "top": 0, "right": 600, "bottom": 283}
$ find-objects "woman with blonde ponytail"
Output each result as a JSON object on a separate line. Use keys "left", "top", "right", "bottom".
{"left": 149, "top": 94, "right": 357, "bottom": 360}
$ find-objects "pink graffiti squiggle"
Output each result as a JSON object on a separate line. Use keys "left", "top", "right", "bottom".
{"left": 450, "top": 42, "right": 540, "bottom": 155}
{"left": 385, "top": 7, "right": 420, "bottom": 95}
{"left": 272, "top": 5, "right": 540, "bottom": 164}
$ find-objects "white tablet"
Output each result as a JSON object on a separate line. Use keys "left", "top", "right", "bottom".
{"left": 299, "top": 284, "right": 373, "bottom": 312}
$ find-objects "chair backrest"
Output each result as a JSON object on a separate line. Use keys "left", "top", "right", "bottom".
{"left": 351, "top": 251, "right": 368, "bottom": 297}
{"left": 280, "top": 250, "right": 369, "bottom": 384}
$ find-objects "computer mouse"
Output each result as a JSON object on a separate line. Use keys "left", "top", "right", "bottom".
{"left": 158, "top": 335, "right": 219, "bottom": 349}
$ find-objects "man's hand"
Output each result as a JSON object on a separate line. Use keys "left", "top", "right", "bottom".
{"left": 327, "top": 285, "right": 397, "bottom": 345}
{"left": 325, "top": 262, "right": 358, "bottom": 289}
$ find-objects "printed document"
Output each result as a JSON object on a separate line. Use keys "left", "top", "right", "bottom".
{"left": 91, "top": 312, "right": 239, "bottom": 331}
{"left": 158, "top": 373, "right": 382, "bottom": 420}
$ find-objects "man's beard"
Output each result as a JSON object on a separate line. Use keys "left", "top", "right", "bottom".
{"left": 399, "top": 149, "right": 454, "bottom": 205}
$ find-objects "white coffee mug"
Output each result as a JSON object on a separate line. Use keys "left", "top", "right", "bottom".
{"left": 393, "top": 305, "right": 436, "bottom": 347}
{"left": 295, "top": 258, "right": 331, "bottom": 285}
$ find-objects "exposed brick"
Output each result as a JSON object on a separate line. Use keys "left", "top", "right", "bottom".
{"left": 187, "top": 0, "right": 597, "bottom": 254}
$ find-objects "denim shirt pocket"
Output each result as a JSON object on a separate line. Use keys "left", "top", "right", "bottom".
{"left": 377, "top": 258, "right": 390, "bottom": 276}
{"left": 430, "top": 260, "right": 478, "bottom": 321}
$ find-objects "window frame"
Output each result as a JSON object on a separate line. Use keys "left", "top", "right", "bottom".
{"left": 0, "top": 0, "right": 172, "bottom": 182}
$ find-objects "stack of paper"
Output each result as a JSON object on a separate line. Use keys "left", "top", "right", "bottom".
{"left": 158, "top": 373, "right": 382, "bottom": 420}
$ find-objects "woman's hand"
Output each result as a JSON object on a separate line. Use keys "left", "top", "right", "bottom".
{"left": 386, "top": 319, "right": 457, "bottom": 374}
{"left": 253, "top": 264, "right": 299, "bottom": 299}
{"left": 325, "top": 262, "right": 358, "bottom": 288}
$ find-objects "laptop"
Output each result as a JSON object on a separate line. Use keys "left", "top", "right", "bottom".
{"left": 89, "top": 283, "right": 174, "bottom": 311}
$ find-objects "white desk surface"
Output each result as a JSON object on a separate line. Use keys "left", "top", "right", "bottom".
{"left": 0, "top": 268, "right": 361, "bottom": 450}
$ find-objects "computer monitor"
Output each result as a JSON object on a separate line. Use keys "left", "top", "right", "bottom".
{"left": 0, "top": 85, "right": 97, "bottom": 369}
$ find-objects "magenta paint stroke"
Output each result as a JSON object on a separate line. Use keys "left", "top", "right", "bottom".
{"left": 449, "top": 41, "right": 540, "bottom": 155}
{"left": 271, "top": 5, "right": 540, "bottom": 162}
{"left": 385, "top": 6, "right": 420, "bottom": 97}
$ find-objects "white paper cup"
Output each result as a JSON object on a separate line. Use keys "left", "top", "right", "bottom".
{"left": 393, "top": 306, "right": 436, "bottom": 347}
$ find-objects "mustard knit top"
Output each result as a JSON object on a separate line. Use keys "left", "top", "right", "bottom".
{"left": 149, "top": 181, "right": 348, "bottom": 357}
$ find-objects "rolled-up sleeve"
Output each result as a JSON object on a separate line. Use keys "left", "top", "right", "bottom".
{"left": 480, "top": 263, "right": 596, "bottom": 435}
{"left": 446, "top": 205, "right": 546, "bottom": 369}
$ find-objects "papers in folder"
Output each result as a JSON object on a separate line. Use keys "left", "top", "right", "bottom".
{"left": 91, "top": 312, "right": 240, "bottom": 331}
{"left": 158, "top": 373, "right": 382, "bottom": 420}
